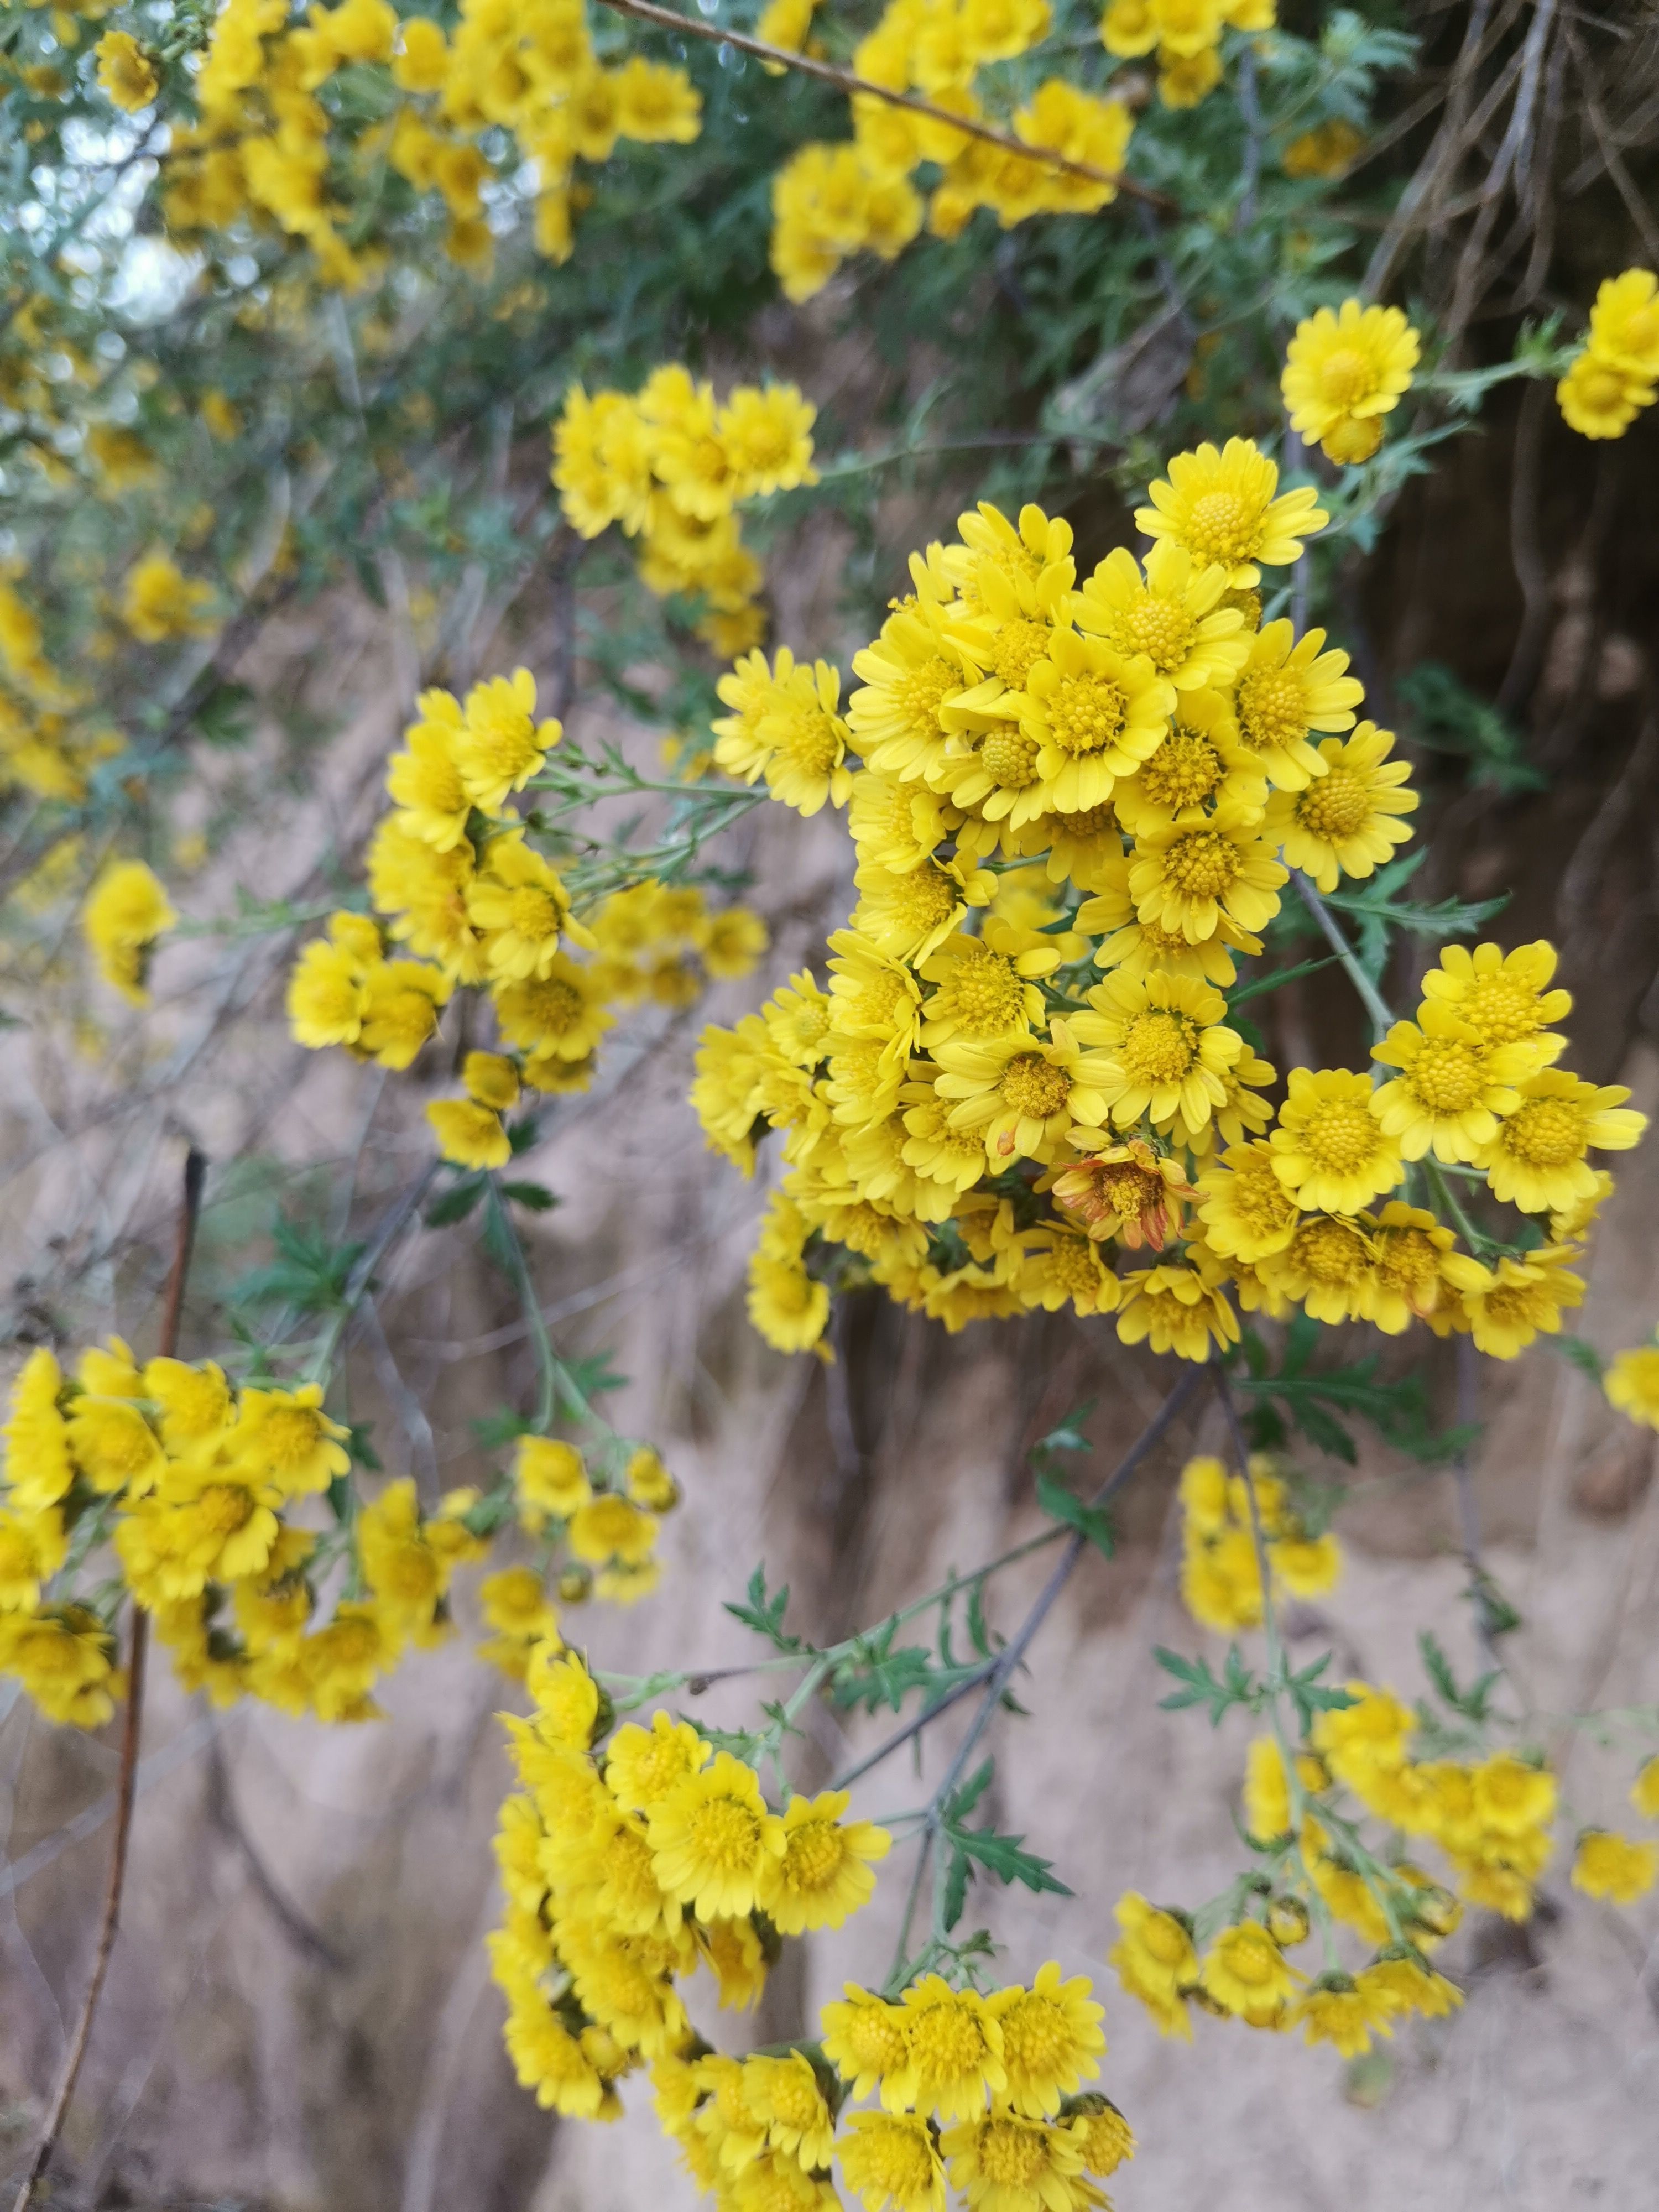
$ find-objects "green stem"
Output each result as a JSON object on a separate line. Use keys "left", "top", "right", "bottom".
{"left": 1292, "top": 874, "right": 1395, "bottom": 1041}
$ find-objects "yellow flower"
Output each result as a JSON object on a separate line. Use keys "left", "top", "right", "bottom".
{"left": 1070, "top": 541, "right": 1250, "bottom": 692}
{"left": 821, "top": 1984, "right": 911, "bottom": 2106}
{"left": 95, "top": 29, "right": 160, "bottom": 110}
{"left": 1260, "top": 1213, "right": 1379, "bottom": 1325}
{"left": 606, "top": 1711, "right": 711, "bottom": 1811}
{"left": 647, "top": 1751, "right": 786, "bottom": 1918}
{"left": 1014, "top": 1226, "right": 1122, "bottom": 1316}
{"left": 4, "top": 1352, "right": 74, "bottom": 1515}
{"left": 1281, "top": 118, "right": 1363, "bottom": 179}
{"left": 1557, "top": 348, "right": 1654, "bottom": 440}
{"left": 465, "top": 832, "right": 589, "bottom": 980}
{"left": 1371, "top": 1004, "right": 1540, "bottom": 1162}
{"left": 1363, "top": 1200, "right": 1464, "bottom": 1334}
{"left": 1045, "top": 1133, "right": 1197, "bottom": 1250}
{"left": 121, "top": 552, "right": 216, "bottom": 643}
{"left": 1009, "top": 626, "right": 1176, "bottom": 817}
{"left": 1128, "top": 802, "right": 1287, "bottom": 944}
{"left": 986, "top": 1963, "right": 1104, "bottom": 2118}
{"left": 0, "top": 1507, "right": 66, "bottom": 1612}
{"left": 1454, "top": 1245, "right": 1584, "bottom": 1359}
{"left": 1631, "top": 1755, "right": 1659, "bottom": 1822}
{"left": 1269, "top": 1066, "right": 1404, "bottom": 1215}
{"left": 1587, "top": 267, "right": 1659, "bottom": 377}
{"left": 229, "top": 1383, "right": 351, "bottom": 1498}
{"left": 1291, "top": 1975, "right": 1390, "bottom": 2056}
{"left": 1281, "top": 300, "right": 1420, "bottom": 459}
{"left": 386, "top": 691, "right": 473, "bottom": 850}
{"left": 1199, "top": 1921, "right": 1301, "bottom": 2017}
{"left": 1136, "top": 437, "right": 1328, "bottom": 587}
{"left": 1417, "top": 939, "right": 1570, "bottom": 1057}
{"left": 0, "top": 1604, "right": 122, "bottom": 1729}
{"left": 849, "top": 606, "right": 978, "bottom": 785}
{"left": 427, "top": 1097, "right": 510, "bottom": 1169}
{"left": 1571, "top": 1829, "right": 1659, "bottom": 1905}
{"left": 1358, "top": 1954, "right": 1463, "bottom": 2022}
{"left": 1474, "top": 1070, "right": 1644, "bottom": 1214}
{"left": 718, "top": 383, "right": 817, "bottom": 498}
{"left": 1606, "top": 1345, "right": 1659, "bottom": 1432}
{"left": 940, "top": 2109, "right": 1093, "bottom": 2212}
{"left": 1110, "top": 687, "right": 1267, "bottom": 835}
{"left": 1109, "top": 1890, "right": 1197, "bottom": 2017}
{"left": 757, "top": 1788, "right": 890, "bottom": 1932}
{"left": 493, "top": 960, "right": 613, "bottom": 1065}
{"left": 1234, "top": 620, "right": 1365, "bottom": 789}
{"left": 1266, "top": 721, "right": 1417, "bottom": 890}
{"left": 452, "top": 668, "right": 560, "bottom": 811}
{"left": 84, "top": 859, "right": 177, "bottom": 1006}
{"left": 889, "top": 1975, "right": 1007, "bottom": 2120}
{"left": 839, "top": 2110, "right": 947, "bottom": 2212}
{"left": 918, "top": 921, "right": 1057, "bottom": 1048}
{"left": 1071, "top": 968, "right": 1243, "bottom": 1131}
{"left": 852, "top": 853, "right": 993, "bottom": 963}
{"left": 1244, "top": 1736, "right": 1292, "bottom": 1839}
{"left": 741, "top": 2051, "right": 836, "bottom": 2171}
{"left": 613, "top": 55, "right": 702, "bottom": 145}
{"left": 1115, "top": 1255, "right": 1239, "bottom": 1360}
{"left": 551, "top": 385, "right": 654, "bottom": 537}
{"left": 567, "top": 1490, "right": 656, "bottom": 1567}
{"left": 934, "top": 1020, "right": 1120, "bottom": 1165}
{"left": 755, "top": 658, "right": 854, "bottom": 815}
{"left": 749, "top": 1244, "right": 833, "bottom": 1354}
{"left": 1197, "top": 1139, "right": 1301, "bottom": 1264}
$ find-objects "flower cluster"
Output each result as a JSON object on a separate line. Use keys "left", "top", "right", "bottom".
{"left": 1176, "top": 1452, "right": 1341, "bottom": 1632}
{"left": 0, "top": 577, "right": 118, "bottom": 807}
{"left": 288, "top": 664, "right": 767, "bottom": 1167}
{"left": 160, "top": 0, "right": 701, "bottom": 285}
{"left": 552, "top": 368, "right": 817, "bottom": 655}
{"left": 488, "top": 1640, "right": 1135, "bottom": 2207}
{"left": 1280, "top": 297, "right": 1420, "bottom": 467}
{"left": 771, "top": 0, "right": 1134, "bottom": 302}
{"left": 1557, "top": 267, "right": 1659, "bottom": 441}
{"left": 82, "top": 859, "right": 177, "bottom": 1005}
{"left": 1102, "top": 0, "right": 1275, "bottom": 113}
{"left": 693, "top": 443, "right": 1641, "bottom": 1366}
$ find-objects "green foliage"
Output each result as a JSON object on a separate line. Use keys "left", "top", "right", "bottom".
{"left": 1034, "top": 1469, "right": 1115, "bottom": 1557}
{"left": 231, "top": 1213, "right": 364, "bottom": 1317}
{"left": 725, "top": 1566, "right": 805, "bottom": 1654}
{"left": 1155, "top": 1644, "right": 1354, "bottom": 1731}
{"left": 1418, "top": 1631, "right": 1500, "bottom": 1726}
{"left": 1235, "top": 1315, "right": 1475, "bottom": 1465}
{"left": 1396, "top": 662, "right": 1546, "bottom": 797}
{"left": 938, "top": 1759, "right": 1072, "bottom": 1933}
{"left": 1318, "top": 852, "right": 1509, "bottom": 986}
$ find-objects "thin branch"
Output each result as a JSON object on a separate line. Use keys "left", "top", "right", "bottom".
{"left": 10, "top": 1145, "right": 206, "bottom": 2212}
{"left": 590, "top": 0, "right": 1178, "bottom": 212}
{"left": 1291, "top": 873, "right": 1395, "bottom": 1040}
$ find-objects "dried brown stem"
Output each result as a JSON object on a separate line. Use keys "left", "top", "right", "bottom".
{"left": 9, "top": 1145, "right": 206, "bottom": 2212}
{"left": 589, "top": 0, "right": 1177, "bottom": 212}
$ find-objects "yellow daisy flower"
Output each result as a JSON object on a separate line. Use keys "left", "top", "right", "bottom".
{"left": 838, "top": 2111, "right": 947, "bottom": 2212}
{"left": 1197, "top": 1139, "right": 1302, "bottom": 1264}
{"left": 1605, "top": 1344, "right": 1659, "bottom": 1432}
{"left": 1557, "top": 348, "right": 1654, "bottom": 440}
{"left": 1281, "top": 299, "right": 1420, "bottom": 460}
{"left": 1361, "top": 1199, "right": 1464, "bottom": 1334}
{"left": 940, "top": 2109, "right": 1093, "bottom": 2212}
{"left": 755, "top": 1788, "right": 890, "bottom": 1933}
{"left": 465, "top": 832, "right": 592, "bottom": 980}
{"left": 821, "top": 1984, "right": 912, "bottom": 2107}
{"left": 1234, "top": 620, "right": 1365, "bottom": 790}
{"left": 1291, "top": 1975, "right": 1390, "bottom": 2056}
{"left": 1260, "top": 1213, "right": 1379, "bottom": 1324}
{"left": 851, "top": 852, "right": 994, "bottom": 963}
{"left": 1065, "top": 2099, "right": 1135, "bottom": 2180}
{"left": 1071, "top": 968, "right": 1243, "bottom": 1131}
{"left": 1008, "top": 627, "right": 1176, "bottom": 816}
{"left": 1070, "top": 541, "right": 1251, "bottom": 692}
{"left": 1114, "top": 1255, "right": 1239, "bottom": 1360}
{"left": 1571, "top": 1829, "right": 1659, "bottom": 1905}
{"left": 849, "top": 607, "right": 978, "bottom": 784}
{"left": 1265, "top": 721, "right": 1418, "bottom": 891}
{"left": 1009, "top": 797, "right": 1125, "bottom": 885}
{"left": 1631, "top": 1754, "right": 1659, "bottom": 1820}
{"left": 385, "top": 688, "right": 473, "bottom": 849}
{"left": 1475, "top": 1070, "right": 1645, "bottom": 1214}
{"left": 741, "top": 2051, "right": 837, "bottom": 2171}
{"left": 427, "top": 1097, "right": 511, "bottom": 1168}
{"left": 757, "top": 658, "right": 855, "bottom": 815}
{"left": 1014, "top": 1227, "right": 1123, "bottom": 1315}
{"left": 934, "top": 1019, "right": 1120, "bottom": 1164}
{"left": 646, "top": 1750, "right": 786, "bottom": 1919}
{"left": 1135, "top": 436, "right": 1329, "bottom": 587}
{"left": 1128, "top": 800, "right": 1287, "bottom": 944}
{"left": 986, "top": 1963, "right": 1105, "bottom": 2118}
{"left": 1269, "top": 1066, "right": 1405, "bottom": 1215}
{"left": 1454, "top": 1244, "right": 1584, "bottom": 1359}
{"left": 1199, "top": 1922, "right": 1302, "bottom": 2017}
{"left": 1417, "top": 939, "right": 1569, "bottom": 1059}
{"left": 1587, "top": 268, "right": 1659, "bottom": 376}
{"left": 918, "top": 920, "right": 1058, "bottom": 1047}
{"left": 942, "top": 500, "right": 1077, "bottom": 625}
{"left": 453, "top": 667, "right": 559, "bottom": 812}
{"left": 1109, "top": 687, "right": 1267, "bottom": 836}
{"left": 889, "top": 1975, "right": 1007, "bottom": 2121}
{"left": 849, "top": 768, "right": 961, "bottom": 870}
{"left": 1045, "top": 1132, "right": 1198, "bottom": 1249}
{"left": 1371, "top": 1005, "right": 1540, "bottom": 1162}
{"left": 717, "top": 381, "right": 816, "bottom": 497}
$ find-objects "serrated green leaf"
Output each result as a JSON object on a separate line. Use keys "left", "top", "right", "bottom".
{"left": 426, "top": 1177, "right": 487, "bottom": 1227}
{"left": 1035, "top": 1468, "right": 1114, "bottom": 1556}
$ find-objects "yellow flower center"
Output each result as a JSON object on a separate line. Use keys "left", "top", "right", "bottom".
{"left": 846, "top": 2119, "right": 933, "bottom": 2193}
{"left": 780, "top": 1818, "right": 848, "bottom": 1891}
{"left": 1098, "top": 1161, "right": 1164, "bottom": 1215}
{"left": 1140, "top": 728, "right": 1223, "bottom": 810}
{"left": 777, "top": 999, "right": 830, "bottom": 1055}
{"left": 839, "top": 969, "right": 908, "bottom": 1028}
{"left": 896, "top": 655, "right": 962, "bottom": 738}
{"left": 1119, "top": 594, "right": 1194, "bottom": 669}
{"left": 1406, "top": 1037, "right": 1486, "bottom": 1114}
{"left": 1499, "top": 1095, "right": 1585, "bottom": 1168}
{"left": 1374, "top": 1225, "right": 1439, "bottom": 1293}
{"left": 1140, "top": 1912, "right": 1190, "bottom": 1966}
{"left": 1161, "top": 827, "right": 1240, "bottom": 900}
{"left": 908, "top": 1999, "right": 993, "bottom": 2083}
{"left": 259, "top": 1406, "right": 325, "bottom": 1472}
{"left": 1580, "top": 366, "right": 1627, "bottom": 410}
{"left": 1292, "top": 1217, "right": 1371, "bottom": 1285}
{"left": 1044, "top": 671, "right": 1127, "bottom": 757}
{"left": 1237, "top": 666, "right": 1308, "bottom": 754}
{"left": 1314, "top": 345, "right": 1378, "bottom": 408}
{"left": 976, "top": 2117, "right": 1050, "bottom": 2186}
{"left": 687, "top": 1794, "right": 763, "bottom": 1870}
{"left": 1119, "top": 1008, "right": 1199, "bottom": 1084}
{"left": 842, "top": 2005, "right": 908, "bottom": 2074}
{"left": 837, "top": 1202, "right": 900, "bottom": 1256}
{"left": 1045, "top": 1237, "right": 1103, "bottom": 1295}
{"left": 882, "top": 864, "right": 957, "bottom": 935}
{"left": 1300, "top": 1097, "right": 1383, "bottom": 1171}
{"left": 1222, "top": 1929, "right": 1281, "bottom": 1987}
{"left": 199, "top": 1484, "right": 255, "bottom": 1536}
{"left": 1458, "top": 975, "right": 1543, "bottom": 1045}
{"left": 999, "top": 1992, "right": 1074, "bottom": 2083}
{"left": 1055, "top": 800, "right": 1118, "bottom": 838}
{"left": 979, "top": 727, "right": 1041, "bottom": 789}
{"left": 1182, "top": 489, "right": 1259, "bottom": 565}
{"left": 992, "top": 618, "right": 1053, "bottom": 688}
{"left": 942, "top": 945, "right": 1027, "bottom": 1034}
{"left": 509, "top": 886, "right": 560, "bottom": 940}
{"left": 467, "top": 717, "right": 538, "bottom": 779}
{"left": 1294, "top": 766, "right": 1370, "bottom": 839}
{"left": 524, "top": 978, "right": 584, "bottom": 1035}
{"left": 774, "top": 707, "right": 840, "bottom": 776}
{"left": 1000, "top": 1052, "right": 1073, "bottom": 1118}
{"left": 1231, "top": 1156, "right": 1298, "bottom": 1233}
{"left": 601, "top": 1827, "right": 660, "bottom": 1907}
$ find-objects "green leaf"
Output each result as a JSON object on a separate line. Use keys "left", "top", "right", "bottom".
{"left": 1034, "top": 1468, "right": 1115, "bottom": 1557}
{"left": 1396, "top": 661, "right": 1545, "bottom": 798}
{"left": 1319, "top": 852, "right": 1508, "bottom": 985}
{"left": 426, "top": 1176, "right": 487, "bottom": 1227}
{"left": 947, "top": 1759, "right": 995, "bottom": 1825}
{"left": 1285, "top": 1653, "right": 1355, "bottom": 1733}
{"left": 499, "top": 1179, "right": 557, "bottom": 1212}
{"left": 1419, "top": 1629, "right": 1501, "bottom": 1721}
{"left": 1153, "top": 1643, "right": 1258, "bottom": 1726}
{"left": 941, "top": 1844, "right": 971, "bottom": 1934}
{"left": 559, "top": 1352, "right": 627, "bottom": 1409}
{"left": 1553, "top": 1334, "right": 1605, "bottom": 1381}
{"left": 723, "top": 1566, "right": 804, "bottom": 1654}
{"left": 945, "top": 1821, "right": 1073, "bottom": 1901}
{"left": 1232, "top": 1313, "right": 1471, "bottom": 1464}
